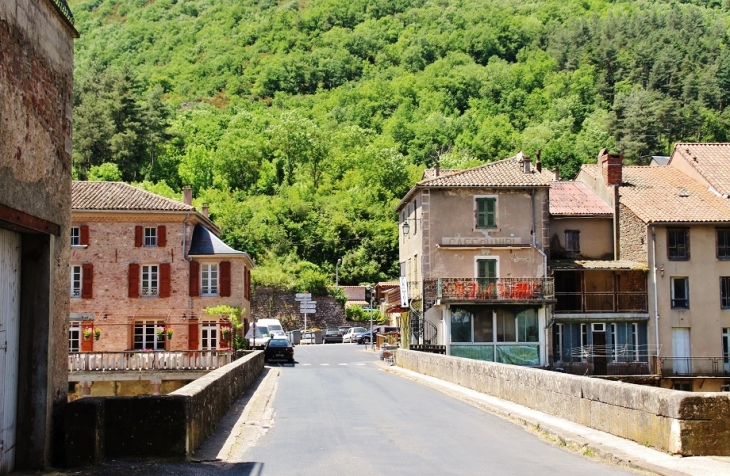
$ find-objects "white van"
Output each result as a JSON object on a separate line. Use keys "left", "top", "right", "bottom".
{"left": 246, "top": 319, "right": 285, "bottom": 348}
{"left": 257, "top": 319, "right": 284, "bottom": 335}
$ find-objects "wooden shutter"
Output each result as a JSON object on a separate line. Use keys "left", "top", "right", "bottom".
{"left": 159, "top": 263, "right": 171, "bottom": 298}
{"left": 220, "top": 261, "right": 231, "bottom": 297}
{"left": 128, "top": 263, "right": 140, "bottom": 298}
{"left": 81, "top": 322, "right": 94, "bottom": 352}
{"left": 134, "top": 226, "right": 143, "bottom": 247}
{"left": 81, "top": 263, "right": 93, "bottom": 299}
{"left": 188, "top": 321, "right": 199, "bottom": 350}
{"left": 157, "top": 225, "right": 167, "bottom": 247}
{"left": 477, "top": 259, "right": 496, "bottom": 279}
{"left": 476, "top": 198, "right": 487, "bottom": 228}
{"left": 80, "top": 225, "right": 89, "bottom": 246}
{"left": 189, "top": 261, "right": 200, "bottom": 296}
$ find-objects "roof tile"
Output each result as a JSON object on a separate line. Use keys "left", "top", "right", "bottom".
{"left": 72, "top": 181, "right": 193, "bottom": 211}
{"left": 670, "top": 143, "right": 730, "bottom": 197}
{"left": 550, "top": 182, "right": 612, "bottom": 216}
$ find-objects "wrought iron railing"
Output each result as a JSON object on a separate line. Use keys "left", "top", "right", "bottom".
{"left": 50, "top": 0, "right": 75, "bottom": 25}
{"left": 68, "top": 350, "right": 234, "bottom": 372}
{"left": 424, "top": 277, "right": 554, "bottom": 305}
{"left": 656, "top": 356, "right": 730, "bottom": 377}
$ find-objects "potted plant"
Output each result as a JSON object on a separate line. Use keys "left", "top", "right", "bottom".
{"left": 166, "top": 327, "right": 174, "bottom": 340}
{"left": 156, "top": 326, "right": 165, "bottom": 340}
{"left": 221, "top": 326, "right": 231, "bottom": 340}
{"left": 93, "top": 327, "right": 102, "bottom": 340}
{"left": 83, "top": 327, "right": 92, "bottom": 341}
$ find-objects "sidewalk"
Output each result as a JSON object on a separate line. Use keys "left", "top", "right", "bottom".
{"left": 379, "top": 361, "right": 730, "bottom": 476}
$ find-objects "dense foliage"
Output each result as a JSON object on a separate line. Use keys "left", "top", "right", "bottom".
{"left": 69, "top": 0, "right": 730, "bottom": 287}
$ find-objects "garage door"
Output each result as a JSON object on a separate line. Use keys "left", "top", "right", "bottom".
{"left": 0, "top": 229, "right": 20, "bottom": 474}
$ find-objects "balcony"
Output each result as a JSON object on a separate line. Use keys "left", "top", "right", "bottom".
{"left": 68, "top": 350, "right": 235, "bottom": 373}
{"left": 424, "top": 277, "right": 554, "bottom": 307}
{"left": 657, "top": 357, "right": 730, "bottom": 377}
{"left": 554, "top": 270, "right": 647, "bottom": 314}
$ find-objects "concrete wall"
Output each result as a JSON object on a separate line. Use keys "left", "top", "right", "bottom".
{"left": 0, "top": 0, "right": 77, "bottom": 470}
{"left": 63, "top": 351, "right": 264, "bottom": 466}
{"left": 396, "top": 349, "right": 730, "bottom": 455}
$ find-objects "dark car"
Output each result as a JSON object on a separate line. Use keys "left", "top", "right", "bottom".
{"left": 264, "top": 338, "right": 294, "bottom": 363}
{"left": 355, "top": 330, "right": 372, "bottom": 344}
{"left": 322, "top": 327, "right": 344, "bottom": 344}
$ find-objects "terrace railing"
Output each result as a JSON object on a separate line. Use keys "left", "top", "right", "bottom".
{"left": 68, "top": 350, "right": 234, "bottom": 373}
{"left": 424, "top": 277, "right": 554, "bottom": 307}
{"left": 656, "top": 356, "right": 730, "bottom": 377}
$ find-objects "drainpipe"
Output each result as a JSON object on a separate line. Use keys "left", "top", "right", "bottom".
{"left": 613, "top": 185, "right": 621, "bottom": 260}
{"left": 183, "top": 212, "right": 193, "bottom": 317}
{"left": 651, "top": 226, "right": 661, "bottom": 369}
{"left": 532, "top": 188, "right": 550, "bottom": 365}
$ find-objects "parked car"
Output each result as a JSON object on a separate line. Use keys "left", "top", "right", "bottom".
{"left": 245, "top": 325, "right": 272, "bottom": 349}
{"left": 338, "top": 326, "right": 351, "bottom": 336}
{"left": 343, "top": 327, "right": 367, "bottom": 343}
{"left": 264, "top": 338, "right": 294, "bottom": 363}
{"left": 355, "top": 330, "right": 372, "bottom": 344}
{"left": 323, "top": 327, "right": 344, "bottom": 343}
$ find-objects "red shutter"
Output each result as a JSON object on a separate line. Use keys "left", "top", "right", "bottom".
{"left": 80, "top": 225, "right": 89, "bottom": 246}
{"left": 128, "top": 263, "right": 140, "bottom": 298}
{"left": 159, "top": 263, "right": 171, "bottom": 298}
{"left": 134, "top": 226, "right": 143, "bottom": 247}
{"left": 81, "top": 263, "right": 93, "bottom": 299}
{"left": 220, "top": 261, "right": 231, "bottom": 297}
{"left": 188, "top": 321, "right": 199, "bottom": 350}
{"left": 81, "top": 322, "right": 94, "bottom": 352}
{"left": 158, "top": 225, "right": 167, "bottom": 247}
{"left": 189, "top": 261, "right": 200, "bottom": 297}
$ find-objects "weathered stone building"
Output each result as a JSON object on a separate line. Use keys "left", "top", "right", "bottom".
{"left": 0, "top": 0, "right": 78, "bottom": 472}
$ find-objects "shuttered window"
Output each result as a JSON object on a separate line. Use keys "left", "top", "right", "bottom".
{"left": 71, "top": 265, "right": 82, "bottom": 298}
{"left": 477, "top": 259, "right": 497, "bottom": 279}
{"left": 188, "top": 320, "right": 200, "bottom": 350}
{"left": 159, "top": 263, "right": 171, "bottom": 298}
{"left": 81, "top": 263, "right": 94, "bottom": 299}
{"left": 476, "top": 197, "right": 496, "bottom": 229}
{"left": 667, "top": 229, "right": 689, "bottom": 260}
{"left": 220, "top": 261, "right": 231, "bottom": 297}
{"left": 565, "top": 230, "right": 580, "bottom": 253}
{"left": 134, "top": 226, "right": 143, "bottom": 247}
{"left": 189, "top": 261, "right": 200, "bottom": 296}
{"left": 144, "top": 227, "right": 157, "bottom": 246}
{"left": 158, "top": 226, "right": 167, "bottom": 247}
{"left": 201, "top": 263, "right": 219, "bottom": 296}
{"left": 70, "top": 227, "right": 80, "bottom": 246}
{"left": 141, "top": 265, "right": 159, "bottom": 296}
{"left": 80, "top": 225, "right": 89, "bottom": 246}
{"left": 128, "top": 263, "right": 140, "bottom": 298}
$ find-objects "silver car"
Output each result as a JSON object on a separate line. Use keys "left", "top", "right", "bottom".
{"left": 343, "top": 327, "right": 367, "bottom": 343}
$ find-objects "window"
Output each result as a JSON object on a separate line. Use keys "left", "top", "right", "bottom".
{"left": 201, "top": 263, "right": 219, "bottom": 296}
{"left": 671, "top": 277, "right": 689, "bottom": 309}
{"left": 667, "top": 229, "right": 689, "bottom": 260}
{"left": 144, "top": 227, "right": 157, "bottom": 247}
{"left": 451, "top": 308, "right": 472, "bottom": 343}
{"left": 475, "top": 197, "right": 496, "bottom": 229}
{"left": 553, "top": 324, "right": 564, "bottom": 361}
{"left": 565, "top": 230, "right": 580, "bottom": 253}
{"left": 69, "top": 322, "right": 81, "bottom": 352}
{"left": 673, "top": 381, "right": 692, "bottom": 392}
{"left": 70, "top": 265, "right": 81, "bottom": 298}
{"left": 722, "top": 278, "right": 730, "bottom": 309}
{"left": 201, "top": 321, "right": 218, "bottom": 350}
{"left": 134, "top": 320, "right": 165, "bottom": 350}
{"left": 141, "top": 265, "right": 159, "bottom": 296}
{"left": 723, "top": 328, "right": 730, "bottom": 365}
{"left": 71, "top": 227, "right": 80, "bottom": 246}
{"left": 718, "top": 229, "right": 730, "bottom": 260}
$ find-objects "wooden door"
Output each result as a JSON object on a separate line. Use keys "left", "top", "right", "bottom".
{"left": 0, "top": 229, "right": 21, "bottom": 473}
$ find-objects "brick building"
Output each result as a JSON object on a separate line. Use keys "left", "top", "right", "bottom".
{"left": 68, "top": 182, "right": 254, "bottom": 396}
{"left": 0, "top": 0, "right": 77, "bottom": 472}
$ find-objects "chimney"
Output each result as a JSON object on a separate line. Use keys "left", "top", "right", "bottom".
{"left": 517, "top": 151, "right": 531, "bottom": 173}
{"left": 599, "top": 148, "right": 623, "bottom": 186}
{"left": 535, "top": 149, "right": 542, "bottom": 173}
{"left": 553, "top": 166, "right": 560, "bottom": 181}
{"left": 435, "top": 160, "right": 440, "bottom": 177}
{"left": 182, "top": 186, "right": 192, "bottom": 206}
{"left": 202, "top": 203, "right": 209, "bottom": 218}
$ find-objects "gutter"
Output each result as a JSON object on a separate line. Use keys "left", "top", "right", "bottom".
{"left": 651, "top": 226, "right": 661, "bottom": 361}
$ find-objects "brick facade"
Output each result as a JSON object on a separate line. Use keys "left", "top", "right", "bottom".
{"left": 618, "top": 204, "right": 648, "bottom": 263}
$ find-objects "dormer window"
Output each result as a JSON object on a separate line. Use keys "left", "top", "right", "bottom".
{"left": 144, "top": 227, "right": 157, "bottom": 247}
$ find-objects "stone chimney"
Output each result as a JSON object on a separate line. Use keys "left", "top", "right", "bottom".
{"left": 599, "top": 148, "right": 623, "bottom": 186}
{"left": 517, "top": 151, "right": 531, "bottom": 173}
{"left": 553, "top": 166, "right": 560, "bottom": 181}
{"left": 435, "top": 160, "right": 440, "bottom": 177}
{"left": 202, "top": 203, "right": 209, "bottom": 218}
{"left": 535, "top": 149, "right": 542, "bottom": 173}
{"left": 182, "top": 186, "right": 192, "bottom": 206}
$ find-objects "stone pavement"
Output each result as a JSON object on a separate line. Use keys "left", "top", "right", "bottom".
{"left": 380, "top": 360, "right": 730, "bottom": 476}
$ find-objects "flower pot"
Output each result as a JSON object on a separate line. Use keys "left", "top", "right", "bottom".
{"left": 94, "top": 335, "right": 100, "bottom": 341}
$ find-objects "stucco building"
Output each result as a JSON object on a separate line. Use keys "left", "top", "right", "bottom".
{"left": 68, "top": 182, "right": 254, "bottom": 397}
{"left": 396, "top": 154, "right": 556, "bottom": 366}
{"left": 0, "top": 0, "right": 77, "bottom": 472}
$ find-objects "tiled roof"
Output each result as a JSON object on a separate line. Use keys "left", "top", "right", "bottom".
{"left": 188, "top": 224, "right": 245, "bottom": 256}
{"left": 669, "top": 143, "right": 730, "bottom": 197}
{"left": 581, "top": 165, "right": 730, "bottom": 223}
{"left": 551, "top": 259, "right": 647, "bottom": 270}
{"left": 72, "top": 181, "right": 193, "bottom": 211}
{"left": 397, "top": 154, "right": 555, "bottom": 211}
{"left": 422, "top": 168, "right": 459, "bottom": 180}
{"left": 550, "top": 182, "right": 612, "bottom": 216}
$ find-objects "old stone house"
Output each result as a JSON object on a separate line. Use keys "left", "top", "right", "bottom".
{"left": 0, "top": 0, "right": 77, "bottom": 472}
{"left": 68, "top": 182, "right": 254, "bottom": 396}
{"left": 396, "top": 153, "right": 556, "bottom": 365}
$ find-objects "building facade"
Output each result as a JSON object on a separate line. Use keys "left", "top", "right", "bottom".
{"left": 396, "top": 154, "right": 556, "bottom": 366}
{"left": 68, "top": 182, "right": 253, "bottom": 397}
{"left": 0, "top": 0, "right": 77, "bottom": 472}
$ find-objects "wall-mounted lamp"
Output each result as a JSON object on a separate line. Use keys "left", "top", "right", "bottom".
{"left": 660, "top": 266, "right": 665, "bottom": 278}
{"left": 103, "top": 314, "right": 107, "bottom": 320}
{"left": 182, "top": 313, "right": 187, "bottom": 321}
{"left": 401, "top": 218, "right": 421, "bottom": 236}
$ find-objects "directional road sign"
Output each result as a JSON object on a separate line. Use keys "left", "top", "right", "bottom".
{"left": 295, "top": 293, "right": 312, "bottom": 301}
{"left": 300, "top": 309, "right": 316, "bottom": 314}
{"left": 300, "top": 303, "right": 317, "bottom": 310}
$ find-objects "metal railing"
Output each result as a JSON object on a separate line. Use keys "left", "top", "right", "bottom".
{"left": 68, "top": 350, "right": 234, "bottom": 372}
{"left": 656, "top": 356, "right": 730, "bottom": 377}
{"left": 555, "top": 291, "right": 648, "bottom": 313}
{"left": 425, "top": 277, "right": 554, "bottom": 304}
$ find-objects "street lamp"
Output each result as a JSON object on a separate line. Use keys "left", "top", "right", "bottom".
{"left": 365, "top": 284, "right": 374, "bottom": 350}
{"left": 336, "top": 258, "right": 342, "bottom": 288}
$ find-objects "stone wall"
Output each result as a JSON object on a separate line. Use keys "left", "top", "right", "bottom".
{"left": 63, "top": 351, "right": 264, "bottom": 466}
{"left": 251, "top": 286, "right": 346, "bottom": 330}
{"left": 618, "top": 204, "right": 647, "bottom": 263}
{"left": 396, "top": 349, "right": 730, "bottom": 456}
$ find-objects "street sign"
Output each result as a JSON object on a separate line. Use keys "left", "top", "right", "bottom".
{"left": 301, "top": 309, "right": 316, "bottom": 314}
{"left": 300, "top": 303, "right": 317, "bottom": 310}
{"left": 295, "top": 293, "right": 312, "bottom": 301}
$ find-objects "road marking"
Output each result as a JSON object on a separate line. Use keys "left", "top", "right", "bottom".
{"left": 321, "top": 363, "right": 330, "bottom": 366}
{"left": 302, "top": 363, "right": 311, "bottom": 366}
{"left": 339, "top": 363, "right": 348, "bottom": 366}
{"left": 356, "top": 363, "right": 366, "bottom": 366}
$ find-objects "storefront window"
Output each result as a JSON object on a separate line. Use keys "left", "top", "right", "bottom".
{"left": 473, "top": 308, "right": 493, "bottom": 342}
{"left": 517, "top": 309, "right": 539, "bottom": 342}
{"left": 451, "top": 308, "right": 472, "bottom": 342}
{"left": 496, "top": 309, "right": 516, "bottom": 342}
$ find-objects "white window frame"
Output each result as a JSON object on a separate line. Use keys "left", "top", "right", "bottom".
{"left": 141, "top": 264, "right": 159, "bottom": 297}
{"left": 133, "top": 320, "right": 165, "bottom": 350}
{"left": 201, "top": 321, "right": 218, "bottom": 350}
{"left": 70, "top": 265, "right": 82, "bottom": 298}
{"left": 144, "top": 227, "right": 157, "bottom": 247}
{"left": 69, "top": 322, "right": 81, "bottom": 352}
{"left": 71, "top": 226, "right": 80, "bottom": 246}
{"left": 201, "top": 263, "right": 219, "bottom": 296}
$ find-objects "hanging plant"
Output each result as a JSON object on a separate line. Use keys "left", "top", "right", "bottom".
{"left": 83, "top": 327, "right": 92, "bottom": 341}
{"left": 156, "top": 326, "right": 165, "bottom": 340}
{"left": 221, "top": 326, "right": 231, "bottom": 340}
{"left": 94, "top": 327, "right": 102, "bottom": 340}
{"left": 167, "top": 327, "right": 174, "bottom": 340}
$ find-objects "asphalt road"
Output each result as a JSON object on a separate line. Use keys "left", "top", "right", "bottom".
{"left": 30, "top": 343, "right": 643, "bottom": 476}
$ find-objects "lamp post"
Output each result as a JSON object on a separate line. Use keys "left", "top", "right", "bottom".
{"left": 366, "top": 285, "right": 374, "bottom": 350}
{"left": 336, "top": 258, "right": 341, "bottom": 288}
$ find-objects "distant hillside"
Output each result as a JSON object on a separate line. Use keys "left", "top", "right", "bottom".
{"left": 67, "top": 0, "right": 730, "bottom": 285}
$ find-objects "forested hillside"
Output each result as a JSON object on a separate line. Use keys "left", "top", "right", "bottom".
{"left": 68, "top": 0, "right": 730, "bottom": 290}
